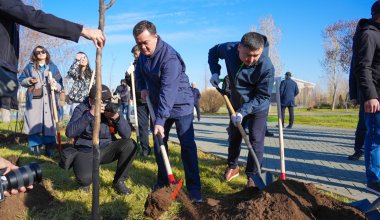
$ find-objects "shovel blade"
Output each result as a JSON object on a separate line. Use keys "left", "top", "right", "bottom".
{"left": 350, "top": 198, "right": 380, "bottom": 220}
{"left": 251, "top": 171, "right": 275, "bottom": 190}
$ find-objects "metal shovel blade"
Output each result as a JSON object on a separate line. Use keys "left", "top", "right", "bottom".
{"left": 350, "top": 198, "right": 380, "bottom": 220}
{"left": 250, "top": 170, "right": 275, "bottom": 190}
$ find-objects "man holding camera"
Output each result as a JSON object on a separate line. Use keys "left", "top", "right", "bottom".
{"left": 65, "top": 84, "right": 137, "bottom": 194}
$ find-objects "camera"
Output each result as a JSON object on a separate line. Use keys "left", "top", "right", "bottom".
{"left": 0, "top": 162, "right": 42, "bottom": 202}
{"left": 104, "top": 102, "right": 120, "bottom": 114}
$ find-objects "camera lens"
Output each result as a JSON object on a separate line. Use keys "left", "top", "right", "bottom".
{"left": 1, "top": 162, "right": 42, "bottom": 191}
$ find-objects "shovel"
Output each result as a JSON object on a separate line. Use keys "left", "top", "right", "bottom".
{"left": 129, "top": 69, "right": 143, "bottom": 153}
{"left": 48, "top": 72, "right": 61, "bottom": 152}
{"left": 146, "top": 95, "right": 183, "bottom": 199}
{"left": 216, "top": 86, "right": 274, "bottom": 190}
{"left": 275, "top": 77, "right": 286, "bottom": 180}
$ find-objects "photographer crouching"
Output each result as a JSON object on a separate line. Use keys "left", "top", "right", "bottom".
{"left": 65, "top": 84, "right": 137, "bottom": 195}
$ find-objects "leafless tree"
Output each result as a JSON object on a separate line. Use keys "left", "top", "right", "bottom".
{"left": 321, "top": 20, "right": 357, "bottom": 110}
{"left": 252, "top": 15, "right": 283, "bottom": 76}
{"left": 92, "top": 1, "right": 116, "bottom": 219}
{"left": 18, "top": 0, "right": 77, "bottom": 74}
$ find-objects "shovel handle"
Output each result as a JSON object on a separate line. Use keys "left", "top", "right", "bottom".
{"left": 146, "top": 96, "right": 176, "bottom": 184}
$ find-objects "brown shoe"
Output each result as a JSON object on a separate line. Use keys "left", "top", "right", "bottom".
{"left": 224, "top": 166, "right": 239, "bottom": 182}
{"left": 246, "top": 177, "right": 256, "bottom": 188}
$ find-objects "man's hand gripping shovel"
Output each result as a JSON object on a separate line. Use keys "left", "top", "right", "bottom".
{"left": 215, "top": 85, "right": 274, "bottom": 190}
{"left": 146, "top": 95, "right": 183, "bottom": 199}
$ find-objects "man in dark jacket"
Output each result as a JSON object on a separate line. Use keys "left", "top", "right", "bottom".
{"left": 348, "top": 20, "right": 367, "bottom": 161}
{"left": 133, "top": 20, "right": 202, "bottom": 202}
{"left": 355, "top": 1, "right": 380, "bottom": 195}
{"left": 65, "top": 85, "right": 137, "bottom": 194}
{"left": 125, "top": 45, "right": 151, "bottom": 156}
{"left": 0, "top": 0, "right": 105, "bottom": 109}
{"left": 279, "top": 72, "right": 299, "bottom": 129}
{"left": 208, "top": 32, "right": 274, "bottom": 187}
{"left": 114, "top": 79, "right": 130, "bottom": 120}
{"left": 191, "top": 82, "right": 201, "bottom": 121}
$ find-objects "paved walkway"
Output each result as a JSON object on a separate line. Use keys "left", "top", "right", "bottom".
{"left": 168, "top": 115, "right": 377, "bottom": 202}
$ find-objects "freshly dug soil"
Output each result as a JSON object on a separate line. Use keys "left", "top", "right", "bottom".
{"left": 183, "top": 179, "right": 366, "bottom": 220}
{"left": 0, "top": 183, "right": 56, "bottom": 219}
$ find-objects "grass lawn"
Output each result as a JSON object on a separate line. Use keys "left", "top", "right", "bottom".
{"left": 208, "top": 107, "right": 359, "bottom": 129}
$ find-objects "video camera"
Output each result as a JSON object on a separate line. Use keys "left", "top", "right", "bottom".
{"left": 104, "top": 101, "right": 120, "bottom": 114}
{"left": 0, "top": 162, "right": 42, "bottom": 202}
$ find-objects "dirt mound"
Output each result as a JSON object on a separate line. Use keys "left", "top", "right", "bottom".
{"left": 185, "top": 179, "right": 366, "bottom": 220}
{"left": 0, "top": 183, "right": 57, "bottom": 219}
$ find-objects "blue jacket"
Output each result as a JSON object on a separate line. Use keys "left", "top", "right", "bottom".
{"left": 135, "top": 37, "right": 194, "bottom": 126}
{"left": 65, "top": 98, "right": 131, "bottom": 151}
{"left": 208, "top": 38, "right": 274, "bottom": 117}
{"left": 18, "top": 62, "right": 63, "bottom": 109}
{"left": 279, "top": 77, "right": 299, "bottom": 107}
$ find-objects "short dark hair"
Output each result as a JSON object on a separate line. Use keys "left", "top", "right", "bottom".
{"left": 131, "top": 45, "right": 139, "bottom": 53}
{"left": 372, "top": 1, "right": 380, "bottom": 16}
{"left": 133, "top": 20, "right": 157, "bottom": 37}
{"left": 240, "top": 32, "right": 264, "bottom": 51}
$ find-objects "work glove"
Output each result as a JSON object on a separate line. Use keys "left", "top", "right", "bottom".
{"left": 231, "top": 112, "right": 243, "bottom": 127}
{"left": 209, "top": 73, "right": 220, "bottom": 87}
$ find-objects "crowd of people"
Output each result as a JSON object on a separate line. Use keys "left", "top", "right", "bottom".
{"left": 3, "top": 0, "right": 379, "bottom": 208}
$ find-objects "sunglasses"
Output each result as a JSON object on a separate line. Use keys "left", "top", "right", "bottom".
{"left": 35, "top": 50, "right": 46, "bottom": 55}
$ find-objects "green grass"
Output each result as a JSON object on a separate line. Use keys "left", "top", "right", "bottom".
{"left": 204, "top": 107, "right": 359, "bottom": 129}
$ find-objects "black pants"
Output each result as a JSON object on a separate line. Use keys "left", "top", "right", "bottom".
{"left": 194, "top": 104, "right": 201, "bottom": 121}
{"left": 228, "top": 110, "right": 267, "bottom": 175}
{"left": 73, "top": 139, "right": 137, "bottom": 186}
{"left": 137, "top": 103, "right": 150, "bottom": 152}
{"left": 355, "top": 104, "right": 366, "bottom": 153}
{"left": 281, "top": 106, "right": 294, "bottom": 127}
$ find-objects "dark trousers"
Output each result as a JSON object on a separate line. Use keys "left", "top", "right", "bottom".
{"left": 228, "top": 110, "right": 267, "bottom": 176}
{"left": 73, "top": 139, "right": 137, "bottom": 186}
{"left": 355, "top": 104, "right": 366, "bottom": 153}
{"left": 194, "top": 104, "right": 201, "bottom": 121}
{"left": 137, "top": 103, "right": 150, "bottom": 152}
{"left": 153, "top": 113, "right": 201, "bottom": 200}
{"left": 281, "top": 106, "right": 294, "bottom": 127}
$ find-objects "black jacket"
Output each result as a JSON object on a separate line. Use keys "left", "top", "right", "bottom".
{"left": 0, "top": 0, "right": 83, "bottom": 73}
{"left": 65, "top": 98, "right": 131, "bottom": 151}
{"left": 353, "top": 18, "right": 380, "bottom": 101}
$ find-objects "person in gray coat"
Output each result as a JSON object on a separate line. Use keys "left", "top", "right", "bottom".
{"left": 279, "top": 72, "right": 299, "bottom": 128}
{"left": 18, "top": 46, "right": 63, "bottom": 156}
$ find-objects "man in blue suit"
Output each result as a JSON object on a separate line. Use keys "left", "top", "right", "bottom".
{"left": 279, "top": 72, "right": 299, "bottom": 129}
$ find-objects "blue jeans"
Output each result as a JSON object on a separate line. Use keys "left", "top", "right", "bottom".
{"left": 364, "top": 111, "right": 380, "bottom": 185}
{"left": 153, "top": 113, "right": 201, "bottom": 200}
{"left": 120, "top": 102, "right": 129, "bottom": 120}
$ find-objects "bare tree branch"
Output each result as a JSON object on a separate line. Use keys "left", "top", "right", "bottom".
{"left": 105, "top": 0, "right": 116, "bottom": 10}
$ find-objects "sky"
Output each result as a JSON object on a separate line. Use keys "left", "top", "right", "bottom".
{"left": 41, "top": 0, "right": 372, "bottom": 91}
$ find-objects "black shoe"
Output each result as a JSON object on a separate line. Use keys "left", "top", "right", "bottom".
{"left": 367, "top": 182, "right": 380, "bottom": 196}
{"left": 191, "top": 198, "right": 204, "bottom": 204}
{"left": 113, "top": 181, "right": 132, "bottom": 195}
{"left": 348, "top": 152, "right": 363, "bottom": 160}
{"left": 286, "top": 125, "right": 293, "bottom": 129}
{"left": 79, "top": 185, "right": 90, "bottom": 193}
{"left": 265, "top": 131, "right": 274, "bottom": 137}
